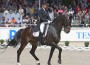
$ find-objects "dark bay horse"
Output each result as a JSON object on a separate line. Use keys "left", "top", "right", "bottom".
{"left": 8, "top": 14, "right": 71, "bottom": 65}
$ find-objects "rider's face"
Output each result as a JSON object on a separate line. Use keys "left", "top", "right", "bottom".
{"left": 43, "top": 5, "right": 47, "bottom": 9}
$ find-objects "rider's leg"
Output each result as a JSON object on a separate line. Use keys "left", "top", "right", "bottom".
{"left": 39, "top": 32, "right": 44, "bottom": 45}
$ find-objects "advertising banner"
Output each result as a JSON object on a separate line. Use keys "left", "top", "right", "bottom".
{"left": 0, "top": 27, "right": 90, "bottom": 41}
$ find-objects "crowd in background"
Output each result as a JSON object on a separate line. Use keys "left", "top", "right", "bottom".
{"left": 0, "top": 0, "right": 90, "bottom": 27}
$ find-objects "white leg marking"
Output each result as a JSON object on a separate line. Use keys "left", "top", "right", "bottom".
{"left": 17, "top": 63, "right": 21, "bottom": 65}
{"left": 36, "top": 60, "right": 40, "bottom": 64}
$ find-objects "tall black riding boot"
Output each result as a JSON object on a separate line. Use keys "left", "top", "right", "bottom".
{"left": 39, "top": 32, "right": 44, "bottom": 45}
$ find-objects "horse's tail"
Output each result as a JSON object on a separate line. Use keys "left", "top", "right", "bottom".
{"left": 8, "top": 29, "right": 23, "bottom": 47}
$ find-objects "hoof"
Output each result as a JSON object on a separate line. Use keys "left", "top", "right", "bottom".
{"left": 36, "top": 61, "right": 40, "bottom": 65}
{"left": 47, "top": 62, "right": 51, "bottom": 65}
{"left": 17, "top": 63, "right": 21, "bottom": 65}
{"left": 37, "top": 63, "right": 40, "bottom": 65}
{"left": 58, "top": 59, "right": 61, "bottom": 64}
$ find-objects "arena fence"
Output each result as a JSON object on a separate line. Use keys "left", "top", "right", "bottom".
{"left": 0, "top": 23, "right": 90, "bottom": 27}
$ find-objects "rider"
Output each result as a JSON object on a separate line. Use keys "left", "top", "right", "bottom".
{"left": 38, "top": 3, "right": 51, "bottom": 45}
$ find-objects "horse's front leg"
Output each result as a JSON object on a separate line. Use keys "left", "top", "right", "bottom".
{"left": 30, "top": 45, "right": 40, "bottom": 65}
{"left": 51, "top": 42, "right": 62, "bottom": 64}
{"left": 58, "top": 47, "right": 62, "bottom": 64}
{"left": 48, "top": 46, "right": 55, "bottom": 65}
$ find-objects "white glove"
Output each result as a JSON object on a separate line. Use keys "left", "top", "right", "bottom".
{"left": 34, "top": 19, "right": 37, "bottom": 22}
{"left": 48, "top": 20, "right": 52, "bottom": 24}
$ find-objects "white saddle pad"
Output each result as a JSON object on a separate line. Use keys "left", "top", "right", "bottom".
{"left": 33, "top": 31, "right": 39, "bottom": 37}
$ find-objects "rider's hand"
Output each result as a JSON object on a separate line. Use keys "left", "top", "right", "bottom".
{"left": 48, "top": 20, "right": 52, "bottom": 24}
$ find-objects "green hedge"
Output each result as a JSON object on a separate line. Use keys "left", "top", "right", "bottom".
{"left": 65, "top": 41, "right": 69, "bottom": 46}
{"left": 84, "top": 42, "right": 89, "bottom": 47}
{"left": 0, "top": 39, "right": 4, "bottom": 44}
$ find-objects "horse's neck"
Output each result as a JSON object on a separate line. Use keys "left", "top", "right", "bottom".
{"left": 50, "top": 24, "right": 62, "bottom": 38}
{"left": 51, "top": 22, "right": 62, "bottom": 34}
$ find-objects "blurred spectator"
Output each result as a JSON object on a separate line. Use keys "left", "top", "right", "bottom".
{"left": 19, "top": 6, "right": 24, "bottom": 16}
{"left": 6, "top": 19, "right": 10, "bottom": 24}
{"left": 0, "top": 0, "right": 90, "bottom": 27}
{"left": 7, "top": 10, "right": 13, "bottom": 20}
{"left": 25, "top": 5, "right": 30, "bottom": 14}
{"left": 53, "top": 8, "right": 58, "bottom": 18}
{"left": 77, "top": 10, "right": 82, "bottom": 23}
{"left": 3, "top": 8, "right": 9, "bottom": 15}
{"left": 0, "top": 16, "right": 6, "bottom": 27}
{"left": 3, "top": 8, "right": 9, "bottom": 20}
{"left": 75, "top": 5, "right": 80, "bottom": 14}
{"left": 68, "top": 8, "right": 74, "bottom": 22}
{"left": 29, "top": 6, "right": 35, "bottom": 16}
{"left": 80, "top": 11, "right": 89, "bottom": 27}
{"left": 48, "top": 7, "right": 54, "bottom": 20}
{"left": 22, "top": 15, "right": 31, "bottom": 25}
{"left": 88, "top": 9, "right": 90, "bottom": 26}
{"left": 58, "top": 8, "right": 64, "bottom": 15}
{"left": 10, "top": 17, "right": 17, "bottom": 23}
{"left": 17, "top": 18, "right": 22, "bottom": 24}
{"left": 5, "top": 19, "right": 10, "bottom": 27}
{"left": 16, "top": 17, "right": 22, "bottom": 27}
{"left": 84, "top": 13, "right": 89, "bottom": 27}
{"left": 9, "top": 17, "right": 17, "bottom": 27}
{"left": 68, "top": 8, "right": 74, "bottom": 15}
{"left": 31, "top": 16, "right": 38, "bottom": 24}
{"left": 72, "top": 15, "right": 80, "bottom": 27}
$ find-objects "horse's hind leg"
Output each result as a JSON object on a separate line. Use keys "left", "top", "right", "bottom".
{"left": 48, "top": 46, "right": 55, "bottom": 65}
{"left": 30, "top": 44, "right": 40, "bottom": 65}
{"left": 17, "top": 42, "right": 28, "bottom": 65}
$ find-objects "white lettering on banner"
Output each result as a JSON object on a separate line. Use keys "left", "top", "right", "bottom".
{"left": 0, "top": 27, "right": 90, "bottom": 41}
{"left": 61, "top": 29, "right": 90, "bottom": 41}
{"left": 76, "top": 32, "right": 90, "bottom": 39}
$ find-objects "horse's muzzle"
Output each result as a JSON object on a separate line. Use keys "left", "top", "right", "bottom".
{"left": 64, "top": 27, "right": 70, "bottom": 34}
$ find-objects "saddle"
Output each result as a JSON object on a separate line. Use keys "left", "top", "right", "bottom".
{"left": 32, "top": 22, "right": 49, "bottom": 37}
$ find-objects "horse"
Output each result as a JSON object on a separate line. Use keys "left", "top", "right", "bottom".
{"left": 8, "top": 14, "right": 71, "bottom": 65}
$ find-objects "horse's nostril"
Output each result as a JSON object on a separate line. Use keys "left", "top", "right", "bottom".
{"left": 67, "top": 31, "right": 70, "bottom": 33}
{"left": 64, "top": 29, "right": 70, "bottom": 34}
